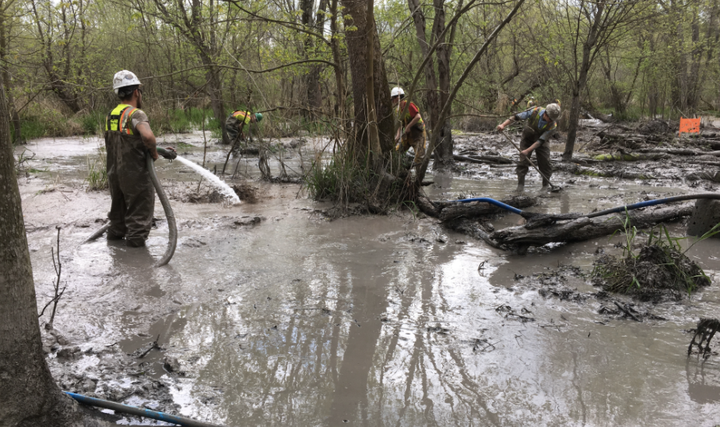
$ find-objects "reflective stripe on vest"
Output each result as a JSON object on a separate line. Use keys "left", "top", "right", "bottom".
{"left": 232, "top": 110, "right": 251, "bottom": 124}
{"left": 529, "top": 107, "right": 556, "bottom": 134}
{"left": 105, "top": 104, "right": 138, "bottom": 135}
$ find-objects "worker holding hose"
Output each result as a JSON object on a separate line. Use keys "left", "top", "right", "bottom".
{"left": 497, "top": 103, "right": 561, "bottom": 192}
{"left": 105, "top": 70, "right": 174, "bottom": 247}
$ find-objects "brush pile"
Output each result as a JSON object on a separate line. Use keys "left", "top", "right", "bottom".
{"left": 593, "top": 243, "right": 710, "bottom": 302}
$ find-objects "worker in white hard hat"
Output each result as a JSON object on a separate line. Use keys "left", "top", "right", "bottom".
{"left": 497, "top": 103, "right": 561, "bottom": 192}
{"left": 391, "top": 86, "right": 426, "bottom": 168}
{"left": 104, "top": 70, "right": 171, "bottom": 247}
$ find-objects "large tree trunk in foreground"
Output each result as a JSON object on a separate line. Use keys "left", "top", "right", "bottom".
{"left": 0, "top": 83, "right": 81, "bottom": 425}
{"left": 341, "top": 0, "right": 395, "bottom": 154}
{"left": 490, "top": 204, "right": 694, "bottom": 250}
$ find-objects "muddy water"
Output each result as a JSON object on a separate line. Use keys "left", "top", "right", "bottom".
{"left": 17, "top": 134, "right": 720, "bottom": 426}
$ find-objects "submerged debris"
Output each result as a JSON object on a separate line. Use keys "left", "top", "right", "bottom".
{"left": 232, "top": 183, "right": 258, "bottom": 203}
{"left": 688, "top": 318, "right": 720, "bottom": 358}
{"left": 593, "top": 244, "right": 711, "bottom": 302}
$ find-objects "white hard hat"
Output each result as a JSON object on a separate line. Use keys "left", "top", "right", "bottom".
{"left": 113, "top": 70, "right": 141, "bottom": 94}
{"left": 545, "top": 103, "right": 561, "bottom": 120}
{"left": 391, "top": 87, "right": 405, "bottom": 98}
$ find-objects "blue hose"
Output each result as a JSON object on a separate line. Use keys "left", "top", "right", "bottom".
{"left": 64, "top": 391, "right": 223, "bottom": 427}
{"left": 452, "top": 193, "right": 720, "bottom": 220}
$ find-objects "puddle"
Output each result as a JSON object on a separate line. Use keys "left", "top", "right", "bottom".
{"left": 18, "top": 134, "right": 720, "bottom": 426}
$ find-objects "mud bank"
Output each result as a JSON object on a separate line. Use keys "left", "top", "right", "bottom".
{"left": 16, "top": 130, "right": 720, "bottom": 426}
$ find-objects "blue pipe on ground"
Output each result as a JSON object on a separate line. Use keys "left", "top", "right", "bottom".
{"left": 64, "top": 391, "right": 224, "bottom": 427}
{"left": 452, "top": 197, "right": 524, "bottom": 214}
{"left": 453, "top": 193, "right": 720, "bottom": 219}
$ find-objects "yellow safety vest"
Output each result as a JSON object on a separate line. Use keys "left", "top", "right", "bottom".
{"left": 105, "top": 104, "right": 139, "bottom": 135}
{"left": 232, "top": 110, "right": 252, "bottom": 125}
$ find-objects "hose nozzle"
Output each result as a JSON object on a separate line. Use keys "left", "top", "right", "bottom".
{"left": 157, "top": 147, "right": 177, "bottom": 160}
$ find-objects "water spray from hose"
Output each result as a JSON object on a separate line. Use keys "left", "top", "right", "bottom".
{"left": 174, "top": 155, "right": 241, "bottom": 204}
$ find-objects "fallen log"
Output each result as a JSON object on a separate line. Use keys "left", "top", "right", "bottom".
{"left": 553, "top": 162, "right": 655, "bottom": 180}
{"left": 438, "top": 195, "right": 536, "bottom": 222}
{"left": 636, "top": 148, "right": 720, "bottom": 156}
{"left": 453, "top": 154, "right": 514, "bottom": 165}
{"left": 467, "top": 154, "right": 514, "bottom": 164}
{"left": 593, "top": 153, "right": 667, "bottom": 161}
{"left": 490, "top": 203, "right": 694, "bottom": 249}
{"left": 446, "top": 218, "right": 503, "bottom": 249}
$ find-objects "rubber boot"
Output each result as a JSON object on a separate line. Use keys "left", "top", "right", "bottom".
{"left": 126, "top": 238, "right": 146, "bottom": 248}
{"left": 516, "top": 176, "right": 525, "bottom": 193}
{"left": 107, "top": 232, "right": 124, "bottom": 241}
{"left": 541, "top": 178, "right": 550, "bottom": 192}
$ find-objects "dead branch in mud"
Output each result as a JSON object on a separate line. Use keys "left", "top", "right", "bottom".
{"left": 38, "top": 226, "right": 66, "bottom": 328}
{"left": 138, "top": 334, "right": 161, "bottom": 359}
{"left": 614, "top": 302, "right": 641, "bottom": 322}
{"left": 489, "top": 203, "right": 694, "bottom": 250}
{"left": 688, "top": 318, "right": 720, "bottom": 358}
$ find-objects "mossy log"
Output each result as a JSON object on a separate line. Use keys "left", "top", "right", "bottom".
{"left": 489, "top": 203, "right": 694, "bottom": 250}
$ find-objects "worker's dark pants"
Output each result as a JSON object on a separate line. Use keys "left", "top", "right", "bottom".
{"left": 226, "top": 125, "right": 244, "bottom": 144}
{"left": 399, "top": 128, "right": 427, "bottom": 167}
{"left": 106, "top": 132, "right": 155, "bottom": 245}
{"left": 515, "top": 127, "right": 552, "bottom": 186}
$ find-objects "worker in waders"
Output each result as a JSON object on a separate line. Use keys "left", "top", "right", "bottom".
{"left": 105, "top": 70, "right": 168, "bottom": 247}
{"left": 225, "top": 110, "right": 263, "bottom": 144}
{"left": 496, "top": 103, "right": 561, "bottom": 192}
{"left": 391, "top": 87, "right": 426, "bottom": 168}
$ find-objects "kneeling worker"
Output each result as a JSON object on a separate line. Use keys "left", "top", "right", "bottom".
{"left": 225, "top": 110, "right": 263, "bottom": 144}
{"left": 391, "top": 87, "right": 426, "bottom": 168}
{"left": 496, "top": 103, "right": 561, "bottom": 192}
{"left": 106, "top": 70, "right": 169, "bottom": 247}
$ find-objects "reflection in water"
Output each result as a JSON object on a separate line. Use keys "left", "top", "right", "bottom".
{"left": 686, "top": 359, "right": 720, "bottom": 404}
{"left": 432, "top": 171, "right": 454, "bottom": 191}
{"left": 560, "top": 190, "right": 570, "bottom": 214}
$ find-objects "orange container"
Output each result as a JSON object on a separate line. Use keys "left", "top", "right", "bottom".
{"left": 679, "top": 117, "right": 701, "bottom": 135}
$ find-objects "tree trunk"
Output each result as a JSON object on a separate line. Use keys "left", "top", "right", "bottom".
{"left": 407, "top": 0, "right": 455, "bottom": 169}
{"left": 340, "top": 0, "right": 394, "bottom": 154}
{"left": 563, "top": 3, "right": 602, "bottom": 162}
{"left": 0, "top": 82, "right": 80, "bottom": 426}
{"left": 204, "top": 63, "right": 227, "bottom": 144}
{"left": 433, "top": 0, "right": 455, "bottom": 168}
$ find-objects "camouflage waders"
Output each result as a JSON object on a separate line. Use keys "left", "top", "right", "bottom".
{"left": 105, "top": 105, "right": 155, "bottom": 246}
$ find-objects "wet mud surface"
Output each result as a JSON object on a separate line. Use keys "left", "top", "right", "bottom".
{"left": 17, "top": 127, "right": 720, "bottom": 426}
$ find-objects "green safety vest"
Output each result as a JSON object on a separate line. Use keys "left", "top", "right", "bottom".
{"left": 105, "top": 104, "right": 139, "bottom": 135}
{"left": 528, "top": 107, "right": 556, "bottom": 134}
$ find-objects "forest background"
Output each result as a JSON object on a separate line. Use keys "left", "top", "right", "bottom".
{"left": 5, "top": 0, "right": 720, "bottom": 163}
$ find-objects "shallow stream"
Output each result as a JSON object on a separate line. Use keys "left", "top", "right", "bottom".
{"left": 16, "top": 132, "right": 720, "bottom": 426}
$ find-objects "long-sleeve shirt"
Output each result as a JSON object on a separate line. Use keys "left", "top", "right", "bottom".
{"left": 514, "top": 108, "right": 556, "bottom": 143}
